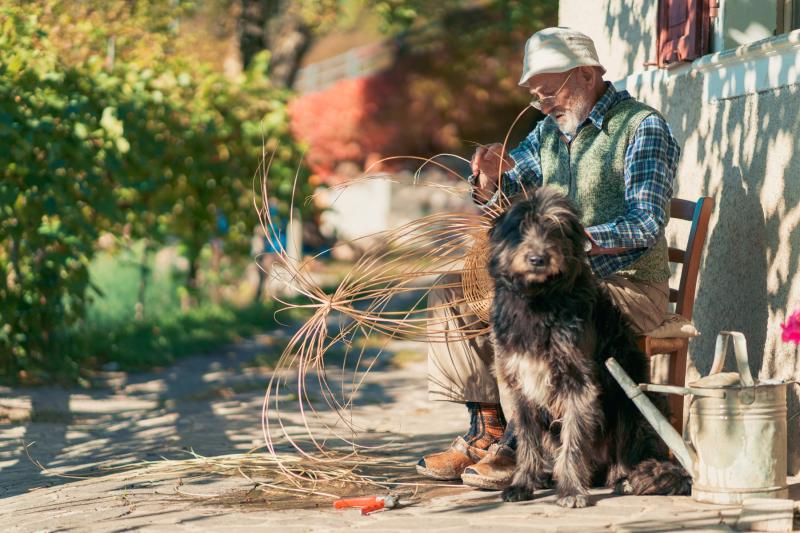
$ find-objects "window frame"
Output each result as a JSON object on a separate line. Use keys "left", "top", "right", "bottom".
{"left": 657, "top": 0, "right": 712, "bottom": 68}
{"left": 777, "top": 0, "right": 800, "bottom": 33}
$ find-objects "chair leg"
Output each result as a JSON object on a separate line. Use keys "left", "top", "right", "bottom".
{"left": 667, "top": 347, "right": 688, "bottom": 433}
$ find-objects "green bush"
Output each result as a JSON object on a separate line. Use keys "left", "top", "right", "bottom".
{"left": 0, "top": 7, "right": 310, "bottom": 382}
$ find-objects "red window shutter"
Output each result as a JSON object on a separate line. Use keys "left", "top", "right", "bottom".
{"left": 657, "top": 0, "right": 712, "bottom": 67}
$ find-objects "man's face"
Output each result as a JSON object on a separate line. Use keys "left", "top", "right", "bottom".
{"left": 525, "top": 69, "right": 594, "bottom": 137}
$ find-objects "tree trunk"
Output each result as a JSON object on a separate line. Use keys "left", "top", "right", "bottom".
{"left": 9, "top": 234, "right": 21, "bottom": 292}
{"left": 264, "top": 5, "right": 312, "bottom": 89}
{"left": 182, "top": 249, "right": 201, "bottom": 312}
{"left": 135, "top": 241, "right": 150, "bottom": 321}
{"left": 238, "top": 0, "right": 269, "bottom": 70}
{"left": 210, "top": 239, "right": 223, "bottom": 305}
{"left": 238, "top": 0, "right": 312, "bottom": 88}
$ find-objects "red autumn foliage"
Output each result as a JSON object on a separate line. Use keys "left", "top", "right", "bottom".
{"left": 288, "top": 72, "right": 406, "bottom": 179}
{"left": 289, "top": 4, "right": 558, "bottom": 182}
{"left": 289, "top": 60, "right": 536, "bottom": 182}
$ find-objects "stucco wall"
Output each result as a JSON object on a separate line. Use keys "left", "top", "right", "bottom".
{"left": 560, "top": 1, "right": 800, "bottom": 473}
{"left": 558, "top": 0, "right": 657, "bottom": 82}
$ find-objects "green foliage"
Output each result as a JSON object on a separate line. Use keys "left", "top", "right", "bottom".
{"left": 29, "top": 0, "right": 193, "bottom": 68}
{"left": 78, "top": 242, "right": 285, "bottom": 373}
{"left": 81, "top": 243, "right": 317, "bottom": 373}
{"left": 0, "top": 6, "right": 309, "bottom": 382}
{"left": 84, "top": 301, "right": 278, "bottom": 371}
{"left": 369, "top": 0, "right": 556, "bottom": 33}
{"left": 0, "top": 10, "right": 124, "bottom": 379}
{"left": 85, "top": 244, "right": 183, "bottom": 325}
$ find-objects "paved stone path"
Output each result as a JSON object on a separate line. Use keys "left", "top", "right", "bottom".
{"left": 1, "top": 332, "right": 798, "bottom": 531}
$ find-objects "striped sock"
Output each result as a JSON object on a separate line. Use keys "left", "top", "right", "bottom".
{"left": 463, "top": 402, "right": 506, "bottom": 449}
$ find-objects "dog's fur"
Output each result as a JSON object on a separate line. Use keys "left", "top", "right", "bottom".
{"left": 487, "top": 187, "right": 691, "bottom": 508}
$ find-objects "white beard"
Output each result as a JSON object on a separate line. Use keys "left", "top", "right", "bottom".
{"left": 557, "top": 113, "right": 583, "bottom": 138}
{"left": 554, "top": 97, "right": 593, "bottom": 138}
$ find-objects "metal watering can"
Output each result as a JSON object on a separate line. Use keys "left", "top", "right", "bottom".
{"left": 606, "top": 331, "right": 789, "bottom": 504}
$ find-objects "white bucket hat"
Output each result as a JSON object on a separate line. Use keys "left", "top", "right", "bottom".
{"left": 519, "top": 27, "right": 606, "bottom": 86}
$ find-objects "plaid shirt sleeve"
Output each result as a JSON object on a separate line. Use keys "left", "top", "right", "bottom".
{"left": 585, "top": 114, "right": 680, "bottom": 250}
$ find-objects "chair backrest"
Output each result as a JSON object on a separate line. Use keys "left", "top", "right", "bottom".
{"left": 668, "top": 197, "right": 714, "bottom": 320}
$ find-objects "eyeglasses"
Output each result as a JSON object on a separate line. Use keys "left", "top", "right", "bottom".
{"left": 529, "top": 71, "right": 573, "bottom": 111}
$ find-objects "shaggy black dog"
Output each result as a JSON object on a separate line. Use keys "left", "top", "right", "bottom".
{"left": 487, "top": 187, "right": 690, "bottom": 508}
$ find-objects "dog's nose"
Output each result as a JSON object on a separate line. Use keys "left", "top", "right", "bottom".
{"left": 528, "top": 254, "right": 549, "bottom": 267}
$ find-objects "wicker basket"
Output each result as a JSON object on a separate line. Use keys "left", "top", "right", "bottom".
{"left": 461, "top": 230, "right": 494, "bottom": 324}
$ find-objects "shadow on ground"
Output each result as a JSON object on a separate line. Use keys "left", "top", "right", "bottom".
{"left": 0, "top": 320, "right": 453, "bottom": 503}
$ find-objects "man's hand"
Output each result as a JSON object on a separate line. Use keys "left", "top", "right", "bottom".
{"left": 584, "top": 230, "right": 629, "bottom": 256}
{"left": 471, "top": 143, "right": 515, "bottom": 201}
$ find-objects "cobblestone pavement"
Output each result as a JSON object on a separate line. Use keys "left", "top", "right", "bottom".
{"left": 1, "top": 333, "right": 798, "bottom": 532}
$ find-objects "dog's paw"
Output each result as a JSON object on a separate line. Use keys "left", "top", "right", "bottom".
{"left": 625, "top": 460, "right": 692, "bottom": 496}
{"left": 501, "top": 485, "right": 534, "bottom": 502}
{"left": 555, "top": 494, "right": 589, "bottom": 508}
{"left": 613, "top": 478, "right": 633, "bottom": 495}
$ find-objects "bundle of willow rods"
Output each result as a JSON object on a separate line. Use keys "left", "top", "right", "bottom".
{"left": 253, "top": 140, "right": 534, "bottom": 497}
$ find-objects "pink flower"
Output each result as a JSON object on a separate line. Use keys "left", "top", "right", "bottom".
{"left": 781, "top": 310, "right": 800, "bottom": 344}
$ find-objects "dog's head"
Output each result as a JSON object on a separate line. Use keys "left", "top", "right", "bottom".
{"left": 488, "top": 187, "right": 589, "bottom": 294}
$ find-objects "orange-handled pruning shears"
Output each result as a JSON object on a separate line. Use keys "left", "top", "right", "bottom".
{"left": 333, "top": 494, "right": 398, "bottom": 515}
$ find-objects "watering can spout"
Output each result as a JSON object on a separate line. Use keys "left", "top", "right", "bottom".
{"left": 604, "top": 358, "right": 697, "bottom": 475}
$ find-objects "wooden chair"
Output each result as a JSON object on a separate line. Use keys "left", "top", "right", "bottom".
{"left": 636, "top": 196, "right": 714, "bottom": 432}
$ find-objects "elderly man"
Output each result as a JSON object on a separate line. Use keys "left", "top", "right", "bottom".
{"left": 417, "top": 27, "right": 680, "bottom": 490}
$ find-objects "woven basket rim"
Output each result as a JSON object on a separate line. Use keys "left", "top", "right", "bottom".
{"left": 462, "top": 230, "right": 494, "bottom": 324}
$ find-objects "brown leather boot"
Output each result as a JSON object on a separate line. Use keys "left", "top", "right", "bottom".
{"left": 416, "top": 402, "right": 506, "bottom": 480}
{"left": 415, "top": 436, "right": 490, "bottom": 480}
{"left": 460, "top": 442, "right": 516, "bottom": 490}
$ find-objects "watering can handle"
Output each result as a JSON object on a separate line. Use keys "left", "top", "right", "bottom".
{"left": 711, "top": 331, "right": 755, "bottom": 387}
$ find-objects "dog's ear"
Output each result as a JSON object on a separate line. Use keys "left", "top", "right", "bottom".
{"left": 488, "top": 209, "right": 506, "bottom": 238}
{"left": 489, "top": 199, "right": 520, "bottom": 238}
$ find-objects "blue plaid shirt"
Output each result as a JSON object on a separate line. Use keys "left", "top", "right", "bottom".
{"left": 492, "top": 83, "right": 680, "bottom": 278}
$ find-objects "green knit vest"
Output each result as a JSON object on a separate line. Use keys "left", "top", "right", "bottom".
{"left": 539, "top": 98, "right": 670, "bottom": 283}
